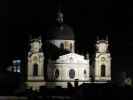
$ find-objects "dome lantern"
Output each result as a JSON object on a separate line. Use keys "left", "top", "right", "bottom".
{"left": 56, "top": 9, "right": 64, "bottom": 24}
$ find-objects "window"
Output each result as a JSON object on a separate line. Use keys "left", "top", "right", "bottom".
{"left": 101, "top": 57, "right": 105, "bottom": 62}
{"left": 69, "top": 69, "right": 75, "bottom": 79}
{"left": 64, "top": 41, "right": 69, "bottom": 48}
{"left": 55, "top": 69, "right": 59, "bottom": 79}
{"left": 33, "top": 63, "right": 38, "bottom": 76}
{"left": 84, "top": 70, "right": 87, "bottom": 75}
{"left": 84, "top": 70, "right": 87, "bottom": 78}
{"left": 17, "top": 66, "right": 21, "bottom": 73}
{"left": 60, "top": 43, "right": 64, "bottom": 49}
{"left": 70, "top": 43, "right": 72, "bottom": 51}
{"left": 101, "top": 65, "right": 105, "bottom": 77}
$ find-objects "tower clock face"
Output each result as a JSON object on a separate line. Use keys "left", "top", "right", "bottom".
{"left": 101, "top": 57, "right": 105, "bottom": 62}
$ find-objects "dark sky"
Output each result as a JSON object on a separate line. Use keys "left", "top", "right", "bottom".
{"left": 1, "top": 0, "right": 133, "bottom": 77}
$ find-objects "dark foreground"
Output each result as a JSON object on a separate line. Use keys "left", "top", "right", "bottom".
{"left": 0, "top": 83, "right": 133, "bottom": 99}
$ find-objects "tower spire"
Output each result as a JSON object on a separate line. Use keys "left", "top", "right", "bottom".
{"left": 96, "top": 35, "right": 99, "bottom": 43}
{"left": 106, "top": 34, "right": 108, "bottom": 41}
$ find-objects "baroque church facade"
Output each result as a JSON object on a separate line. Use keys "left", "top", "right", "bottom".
{"left": 25, "top": 10, "right": 111, "bottom": 91}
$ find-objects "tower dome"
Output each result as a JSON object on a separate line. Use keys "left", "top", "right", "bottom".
{"left": 47, "top": 10, "right": 75, "bottom": 40}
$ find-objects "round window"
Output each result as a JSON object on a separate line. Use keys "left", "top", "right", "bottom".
{"left": 69, "top": 69, "right": 75, "bottom": 79}
{"left": 101, "top": 57, "right": 105, "bottom": 62}
{"left": 55, "top": 69, "right": 59, "bottom": 79}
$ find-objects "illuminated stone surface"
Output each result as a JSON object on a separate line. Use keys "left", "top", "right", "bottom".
{"left": 26, "top": 37, "right": 45, "bottom": 91}
{"left": 95, "top": 40, "right": 111, "bottom": 81}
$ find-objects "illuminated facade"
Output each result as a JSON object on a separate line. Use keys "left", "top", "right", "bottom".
{"left": 47, "top": 53, "right": 90, "bottom": 88}
{"left": 94, "top": 38, "right": 111, "bottom": 82}
{"left": 25, "top": 10, "right": 112, "bottom": 90}
{"left": 26, "top": 37, "right": 45, "bottom": 91}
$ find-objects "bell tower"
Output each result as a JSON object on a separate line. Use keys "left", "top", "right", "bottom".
{"left": 26, "top": 35, "right": 45, "bottom": 91}
{"left": 94, "top": 36, "right": 111, "bottom": 82}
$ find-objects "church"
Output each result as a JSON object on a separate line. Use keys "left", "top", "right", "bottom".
{"left": 25, "top": 10, "right": 111, "bottom": 91}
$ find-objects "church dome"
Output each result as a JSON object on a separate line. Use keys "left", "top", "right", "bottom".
{"left": 46, "top": 10, "right": 75, "bottom": 40}
{"left": 47, "top": 24, "right": 74, "bottom": 40}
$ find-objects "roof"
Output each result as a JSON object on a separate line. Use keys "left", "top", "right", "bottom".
{"left": 47, "top": 24, "right": 75, "bottom": 40}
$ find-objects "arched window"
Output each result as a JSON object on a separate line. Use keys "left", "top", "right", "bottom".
{"left": 60, "top": 43, "right": 64, "bottom": 49}
{"left": 84, "top": 70, "right": 87, "bottom": 78}
{"left": 101, "top": 65, "right": 106, "bottom": 77}
{"left": 84, "top": 70, "right": 87, "bottom": 74}
{"left": 55, "top": 69, "right": 59, "bottom": 79}
{"left": 33, "top": 63, "right": 38, "bottom": 76}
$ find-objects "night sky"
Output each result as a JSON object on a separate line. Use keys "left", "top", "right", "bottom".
{"left": 1, "top": 0, "right": 133, "bottom": 79}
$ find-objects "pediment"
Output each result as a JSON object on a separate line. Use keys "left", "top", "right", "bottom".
{"left": 56, "top": 53, "right": 89, "bottom": 64}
